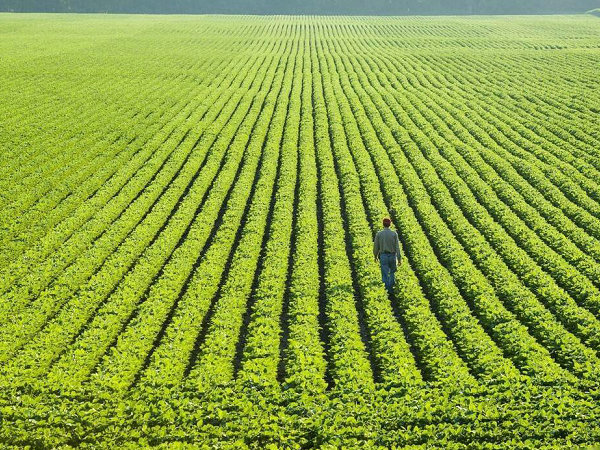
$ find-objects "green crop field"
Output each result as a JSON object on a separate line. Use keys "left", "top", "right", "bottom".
{"left": 1, "top": 13, "right": 600, "bottom": 448}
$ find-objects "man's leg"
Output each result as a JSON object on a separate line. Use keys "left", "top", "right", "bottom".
{"left": 384, "top": 255, "right": 393, "bottom": 293}
{"left": 380, "top": 256, "right": 389, "bottom": 289}
{"left": 389, "top": 255, "right": 397, "bottom": 291}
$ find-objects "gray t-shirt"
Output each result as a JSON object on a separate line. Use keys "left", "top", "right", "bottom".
{"left": 373, "top": 228, "right": 401, "bottom": 259}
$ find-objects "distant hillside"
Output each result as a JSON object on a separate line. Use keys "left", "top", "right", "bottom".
{"left": 1, "top": 0, "right": 600, "bottom": 15}
{"left": 588, "top": 8, "right": 600, "bottom": 15}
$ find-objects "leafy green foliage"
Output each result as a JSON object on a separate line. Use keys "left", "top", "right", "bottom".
{"left": 0, "top": 14, "right": 600, "bottom": 448}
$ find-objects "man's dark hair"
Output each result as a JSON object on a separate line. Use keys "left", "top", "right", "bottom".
{"left": 383, "top": 217, "right": 391, "bottom": 228}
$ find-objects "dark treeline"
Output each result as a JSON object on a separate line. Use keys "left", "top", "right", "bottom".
{"left": 1, "top": 0, "right": 599, "bottom": 14}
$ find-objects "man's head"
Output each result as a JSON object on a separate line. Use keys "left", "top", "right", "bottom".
{"left": 383, "top": 217, "right": 391, "bottom": 228}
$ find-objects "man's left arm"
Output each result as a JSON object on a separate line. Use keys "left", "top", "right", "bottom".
{"left": 395, "top": 233, "right": 402, "bottom": 265}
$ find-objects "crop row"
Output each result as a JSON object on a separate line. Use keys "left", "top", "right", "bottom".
{"left": 144, "top": 34, "right": 298, "bottom": 391}
{"left": 0, "top": 33, "right": 288, "bottom": 387}
{"left": 350, "top": 47, "right": 597, "bottom": 378}
{"left": 43, "top": 41, "right": 285, "bottom": 391}
{"left": 332, "top": 26, "right": 591, "bottom": 378}
{"left": 0, "top": 40, "right": 232, "bottom": 261}
{"left": 0, "top": 42, "right": 273, "bottom": 369}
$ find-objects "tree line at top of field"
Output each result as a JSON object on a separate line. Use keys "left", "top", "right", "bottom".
{"left": 2, "top": 0, "right": 600, "bottom": 15}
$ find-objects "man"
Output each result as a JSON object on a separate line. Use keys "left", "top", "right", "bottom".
{"left": 373, "top": 217, "right": 402, "bottom": 294}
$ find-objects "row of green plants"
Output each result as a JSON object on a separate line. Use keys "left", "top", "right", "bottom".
{"left": 149, "top": 34, "right": 300, "bottom": 391}
{"left": 322, "top": 38, "right": 477, "bottom": 387}
{"left": 1, "top": 381, "right": 599, "bottom": 448}
{"left": 340, "top": 36, "right": 600, "bottom": 377}
{"left": 342, "top": 31, "right": 596, "bottom": 376}
{"left": 0, "top": 34, "right": 287, "bottom": 388}
{"left": 0, "top": 43, "right": 277, "bottom": 383}
{"left": 44, "top": 40, "right": 287, "bottom": 392}
{"left": 310, "top": 33, "right": 377, "bottom": 390}
{"left": 318, "top": 33, "right": 527, "bottom": 384}
{"left": 91, "top": 40, "right": 294, "bottom": 393}
{"left": 278, "top": 36, "right": 328, "bottom": 394}
{"left": 350, "top": 34, "right": 600, "bottom": 318}
{"left": 0, "top": 39, "right": 236, "bottom": 265}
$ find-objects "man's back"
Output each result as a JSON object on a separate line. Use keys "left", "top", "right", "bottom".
{"left": 374, "top": 227, "right": 401, "bottom": 257}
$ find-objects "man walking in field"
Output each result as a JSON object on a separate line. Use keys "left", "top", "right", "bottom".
{"left": 373, "top": 217, "right": 402, "bottom": 294}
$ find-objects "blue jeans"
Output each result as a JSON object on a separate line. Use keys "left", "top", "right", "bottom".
{"left": 379, "top": 253, "right": 397, "bottom": 293}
